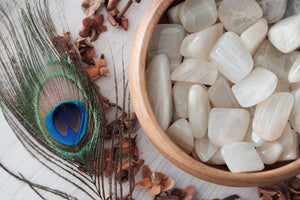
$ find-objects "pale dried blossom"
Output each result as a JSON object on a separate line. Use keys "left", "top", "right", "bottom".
{"left": 81, "top": 0, "right": 104, "bottom": 17}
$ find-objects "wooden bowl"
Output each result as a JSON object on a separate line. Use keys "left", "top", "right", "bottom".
{"left": 129, "top": 0, "right": 300, "bottom": 187}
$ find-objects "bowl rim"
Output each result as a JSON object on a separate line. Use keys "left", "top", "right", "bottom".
{"left": 129, "top": 0, "right": 300, "bottom": 187}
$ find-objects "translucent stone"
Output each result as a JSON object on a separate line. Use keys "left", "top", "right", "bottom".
{"left": 254, "top": 40, "right": 292, "bottom": 81}
{"left": 290, "top": 88, "right": 300, "bottom": 132}
{"left": 218, "top": 0, "right": 263, "bottom": 34}
{"left": 268, "top": 15, "right": 300, "bottom": 53}
{"left": 194, "top": 135, "right": 218, "bottom": 162}
{"left": 250, "top": 131, "right": 265, "bottom": 147}
{"left": 240, "top": 18, "right": 268, "bottom": 56}
{"left": 167, "top": 119, "right": 194, "bottom": 154}
{"left": 253, "top": 92, "right": 294, "bottom": 141}
{"left": 256, "top": 142, "right": 283, "bottom": 165}
{"left": 180, "top": 23, "right": 223, "bottom": 60}
{"left": 171, "top": 58, "right": 218, "bottom": 85}
{"left": 208, "top": 108, "right": 250, "bottom": 147}
{"left": 278, "top": 123, "right": 299, "bottom": 161}
{"left": 146, "top": 54, "right": 173, "bottom": 131}
{"left": 221, "top": 142, "right": 264, "bottom": 173}
{"left": 232, "top": 67, "right": 278, "bottom": 108}
{"left": 167, "top": 3, "right": 183, "bottom": 24}
{"left": 208, "top": 77, "right": 239, "bottom": 108}
{"left": 209, "top": 32, "right": 253, "bottom": 83}
{"left": 188, "top": 85, "right": 210, "bottom": 138}
{"left": 257, "top": 0, "right": 287, "bottom": 24}
{"left": 289, "top": 55, "right": 300, "bottom": 83}
{"left": 179, "top": 0, "right": 218, "bottom": 33}
{"left": 148, "top": 24, "right": 185, "bottom": 71}
{"left": 284, "top": 0, "right": 300, "bottom": 18}
{"left": 173, "top": 82, "right": 194, "bottom": 119}
{"left": 207, "top": 150, "right": 225, "bottom": 165}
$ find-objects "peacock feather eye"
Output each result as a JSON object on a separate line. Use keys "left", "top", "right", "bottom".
{"left": 45, "top": 101, "right": 88, "bottom": 146}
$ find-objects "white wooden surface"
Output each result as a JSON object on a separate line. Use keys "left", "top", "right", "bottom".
{"left": 0, "top": 1, "right": 259, "bottom": 199}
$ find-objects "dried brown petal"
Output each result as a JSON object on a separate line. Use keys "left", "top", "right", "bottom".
{"left": 160, "top": 177, "right": 175, "bottom": 192}
{"left": 81, "top": 0, "right": 104, "bottom": 17}
{"left": 290, "top": 178, "right": 300, "bottom": 190}
{"left": 107, "top": 8, "right": 128, "bottom": 30}
{"left": 59, "top": 31, "right": 71, "bottom": 47}
{"left": 79, "top": 14, "right": 107, "bottom": 42}
{"left": 113, "top": 137, "right": 138, "bottom": 160}
{"left": 148, "top": 184, "right": 161, "bottom": 196}
{"left": 222, "top": 194, "right": 240, "bottom": 200}
{"left": 261, "top": 194, "right": 273, "bottom": 200}
{"left": 85, "top": 65, "right": 100, "bottom": 80}
{"left": 142, "top": 165, "right": 153, "bottom": 179}
{"left": 136, "top": 178, "right": 152, "bottom": 188}
{"left": 76, "top": 38, "right": 95, "bottom": 64}
{"left": 116, "top": 159, "right": 144, "bottom": 183}
{"left": 258, "top": 187, "right": 279, "bottom": 197}
{"left": 99, "top": 67, "right": 110, "bottom": 76}
{"left": 106, "top": 0, "right": 119, "bottom": 11}
{"left": 94, "top": 54, "right": 106, "bottom": 68}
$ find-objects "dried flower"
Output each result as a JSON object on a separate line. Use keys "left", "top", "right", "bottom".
{"left": 116, "top": 159, "right": 144, "bottom": 183}
{"left": 76, "top": 38, "right": 96, "bottom": 64}
{"left": 136, "top": 165, "right": 175, "bottom": 196}
{"left": 79, "top": 14, "right": 107, "bottom": 42}
{"left": 113, "top": 136, "right": 139, "bottom": 160}
{"left": 85, "top": 54, "right": 109, "bottom": 80}
{"left": 258, "top": 183, "right": 287, "bottom": 200}
{"left": 170, "top": 186, "right": 195, "bottom": 200}
{"left": 81, "top": 0, "right": 104, "bottom": 17}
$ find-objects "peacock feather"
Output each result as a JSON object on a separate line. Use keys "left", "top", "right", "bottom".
{"left": 0, "top": 0, "right": 133, "bottom": 199}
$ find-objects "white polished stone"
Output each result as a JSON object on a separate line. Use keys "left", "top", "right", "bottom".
{"left": 189, "top": 85, "right": 210, "bottom": 138}
{"left": 256, "top": 142, "right": 283, "bottom": 165}
{"left": 251, "top": 131, "right": 266, "bottom": 148}
{"left": 257, "top": 0, "right": 287, "bottom": 24}
{"left": 208, "top": 77, "right": 239, "bottom": 108}
{"left": 232, "top": 67, "right": 278, "bottom": 108}
{"left": 167, "top": 3, "right": 183, "bottom": 24}
{"left": 208, "top": 108, "right": 250, "bottom": 147}
{"left": 218, "top": 0, "right": 263, "bottom": 34}
{"left": 254, "top": 40, "right": 288, "bottom": 80}
{"left": 278, "top": 123, "right": 299, "bottom": 161}
{"left": 221, "top": 142, "right": 264, "bottom": 173}
{"left": 289, "top": 55, "right": 300, "bottom": 83}
{"left": 180, "top": 23, "right": 223, "bottom": 60}
{"left": 146, "top": 54, "right": 173, "bottom": 131}
{"left": 290, "top": 88, "right": 300, "bottom": 132}
{"left": 207, "top": 149, "right": 225, "bottom": 165}
{"left": 268, "top": 14, "right": 300, "bottom": 53}
{"left": 209, "top": 32, "right": 253, "bottom": 83}
{"left": 240, "top": 18, "right": 268, "bottom": 56}
{"left": 148, "top": 24, "right": 185, "bottom": 71}
{"left": 195, "top": 135, "right": 218, "bottom": 162}
{"left": 171, "top": 58, "right": 218, "bottom": 85}
{"left": 167, "top": 119, "right": 194, "bottom": 154}
{"left": 173, "top": 82, "right": 194, "bottom": 119}
{"left": 179, "top": 0, "right": 218, "bottom": 33}
{"left": 253, "top": 92, "right": 294, "bottom": 141}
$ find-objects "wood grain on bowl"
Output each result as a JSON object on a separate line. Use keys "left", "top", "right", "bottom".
{"left": 129, "top": 0, "right": 300, "bottom": 187}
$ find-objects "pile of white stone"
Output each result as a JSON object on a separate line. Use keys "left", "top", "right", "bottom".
{"left": 146, "top": 0, "right": 300, "bottom": 173}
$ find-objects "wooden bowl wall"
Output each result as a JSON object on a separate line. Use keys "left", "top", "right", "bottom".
{"left": 129, "top": 0, "right": 300, "bottom": 187}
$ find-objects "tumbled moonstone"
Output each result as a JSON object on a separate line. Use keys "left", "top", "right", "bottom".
{"left": 208, "top": 77, "right": 239, "bottom": 108}
{"left": 290, "top": 88, "right": 300, "bottom": 132}
{"left": 195, "top": 135, "right": 218, "bottom": 162}
{"left": 268, "top": 15, "right": 300, "bottom": 53}
{"left": 148, "top": 24, "right": 185, "bottom": 71}
{"left": 146, "top": 54, "right": 173, "bottom": 131}
{"left": 207, "top": 150, "right": 225, "bottom": 165}
{"left": 167, "top": 3, "right": 183, "bottom": 24}
{"left": 179, "top": 0, "right": 218, "bottom": 33}
{"left": 221, "top": 142, "right": 264, "bottom": 173}
{"left": 171, "top": 58, "right": 218, "bottom": 85}
{"left": 250, "top": 131, "right": 265, "bottom": 147}
{"left": 208, "top": 108, "right": 250, "bottom": 147}
{"left": 173, "top": 82, "right": 194, "bottom": 119}
{"left": 180, "top": 23, "right": 223, "bottom": 60}
{"left": 256, "top": 142, "right": 283, "bottom": 165}
{"left": 278, "top": 123, "right": 299, "bottom": 161}
{"left": 209, "top": 32, "right": 253, "bottom": 83}
{"left": 253, "top": 92, "right": 294, "bottom": 141}
{"left": 240, "top": 18, "right": 268, "bottom": 56}
{"left": 188, "top": 85, "right": 210, "bottom": 138}
{"left": 257, "top": 0, "right": 287, "bottom": 24}
{"left": 288, "top": 56, "right": 300, "bottom": 83}
{"left": 218, "top": 0, "right": 263, "bottom": 34}
{"left": 167, "top": 119, "right": 194, "bottom": 154}
{"left": 232, "top": 67, "right": 278, "bottom": 108}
